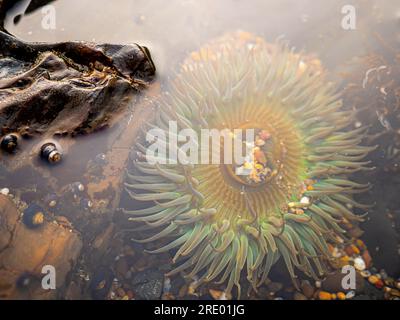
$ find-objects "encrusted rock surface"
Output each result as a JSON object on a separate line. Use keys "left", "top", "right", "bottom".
{"left": 0, "top": 195, "right": 82, "bottom": 299}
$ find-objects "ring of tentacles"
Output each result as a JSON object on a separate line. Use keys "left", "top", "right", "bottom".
{"left": 123, "top": 32, "right": 374, "bottom": 297}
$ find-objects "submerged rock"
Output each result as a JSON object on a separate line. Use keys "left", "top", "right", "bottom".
{"left": 89, "top": 267, "right": 114, "bottom": 300}
{"left": 131, "top": 268, "right": 164, "bottom": 300}
{"left": 322, "top": 270, "right": 365, "bottom": 294}
{"left": 0, "top": 195, "right": 82, "bottom": 299}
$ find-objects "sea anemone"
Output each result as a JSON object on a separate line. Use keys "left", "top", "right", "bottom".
{"left": 123, "top": 32, "right": 374, "bottom": 296}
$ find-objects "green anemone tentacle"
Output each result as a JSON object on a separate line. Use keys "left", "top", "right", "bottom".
{"left": 123, "top": 32, "right": 372, "bottom": 297}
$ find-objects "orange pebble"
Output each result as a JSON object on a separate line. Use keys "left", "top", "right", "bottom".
{"left": 351, "top": 245, "right": 361, "bottom": 255}
{"left": 362, "top": 250, "right": 372, "bottom": 268}
{"left": 339, "top": 256, "right": 350, "bottom": 266}
{"left": 368, "top": 275, "right": 380, "bottom": 285}
{"left": 345, "top": 245, "right": 360, "bottom": 256}
{"left": 318, "top": 291, "right": 332, "bottom": 300}
{"left": 209, "top": 289, "right": 224, "bottom": 300}
{"left": 337, "top": 292, "right": 346, "bottom": 300}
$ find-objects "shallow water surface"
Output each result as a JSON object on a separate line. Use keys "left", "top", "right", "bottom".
{"left": 1, "top": 0, "right": 400, "bottom": 300}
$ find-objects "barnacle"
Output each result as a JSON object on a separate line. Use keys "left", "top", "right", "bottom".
{"left": 123, "top": 32, "right": 374, "bottom": 297}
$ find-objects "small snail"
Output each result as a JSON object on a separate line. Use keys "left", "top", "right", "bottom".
{"left": 23, "top": 204, "right": 45, "bottom": 229}
{"left": 40, "top": 142, "right": 63, "bottom": 164}
{"left": 1, "top": 134, "right": 18, "bottom": 153}
{"left": 16, "top": 273, "right": 37, "bottom": 290}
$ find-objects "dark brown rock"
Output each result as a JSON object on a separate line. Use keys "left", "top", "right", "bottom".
{"left": 322, "top": 270, "right": 365, "bottom": 294}
{"left": 300, "top": 280, "right": 315, "bottom": 299}
{"left": 0, "top": 30, "right": 155, "bottom": 138}
{"left": 294, "top": 292, "right": 308, "bottom": 300}
{"left": 0, "top": 0, "right": 155, "bottom": 142}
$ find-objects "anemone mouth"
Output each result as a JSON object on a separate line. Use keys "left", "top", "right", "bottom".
{"left": 123, "top": 31, "right": 374, "bottom": 297}
{"left": 196, "top": 115, "right": 306, "bottom": 221}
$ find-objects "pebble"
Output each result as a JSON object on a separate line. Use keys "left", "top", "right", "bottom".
{"left": 346, "top": 290, "right": 356, "bottom": 299}
{"left": 322, "top": 270, "right": 364, "bottom": 293}
{"left": 360, "top": 270, "right": 372, "bottom": 278}
{"left": 337, "top": 292, "right": 346, "bottom": 300}
{"left": 300, "top": 196, "right": 310, "bottom": 206}
{"left": 356, "top": 239, "right": 367, "bottom": 250}
{"left": 379, "top": 270, "right": 388, "bottom": 280}
{"left": 49, "top": 200, "right": 57, "bottom": 208}
{"left": 362, "top": 250, "right": 372, "bottom": 268}
{"left": 267, "top": 281, "right": 283, "bottom": 293}
{"left": 384, "top": 278, "right": 394, "bottom": 286}
{"left": 318, "top": 291, "right": 332, "bottom": 300}
{"left": 255, "top": 139, "right": 265, "bottom": 146}
{"left": 70, "top": 182, "right": 85, "bottom": 193}
{"left": 331, "top": 247, "right": 342, "bottom": 258}
{"left": 384, "top": 287, "right": 392, "bottom": 294}
{"left": 338, "top": 255, "right": 350, "bottom": 267}
{"left": 209, "top": 289, "right": 225, "bottom": 300}
{"left": 0, "top": 188, "right": 10, "bottom": 195}
{"left": 390, "top": 289, "right": 400, "bottom": 298}
{"left": 368, "top": 275, "right": 384, "bottom": 289}
{"left": 353, "top": 256, "right": 366, "bottom": 271}
{"left": 116, "top": 288, "right": 126, "bottom": 297}
{"left": 90, "top": 268, "right": 114, "bottom": 300}
{"left": 162, "top": 292, "right": 175, "bottom": 300}
{"left": 163, "top": 277, "right": 171, "bottom": 293}
{"left": 368, "top": 275, "right": 380, "bottom": 285}
{"left": 294, "top": 292, "right": 307, "bottom": 300}
{"left": 178, "top": 284, "right": 188, "bottom": 298}
{"left": 127, "top": 290, "right": 134, "bottom": 299}
{"left": 346, "top": 245, "right": 361, "bottom": 256}
{"left": 300, "top": 280, "right": 315, "bottom": 299}
{"left": 81, "top": 198, "right": 93, "bottom": 209}
{"left": 94, "top": 153, "right": 108, "bottom": 165}
{"left": 131, "top": 268, "right": 164, "bottom": 300}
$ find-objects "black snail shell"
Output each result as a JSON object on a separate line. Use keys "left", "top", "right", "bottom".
{"left": 90, "top": 267, "right": 114, "bottom": 300}
{"left": 1, "top": 134, "right": 18, "bottom": 153}
{"left": 40, "top": 142, "right": 63, "bottom": 164}
{"left": 23, "top": 204, "right": 45, "bottom": 229}
{"left": 16, "top": 273, "right": 38, "bottom": 290}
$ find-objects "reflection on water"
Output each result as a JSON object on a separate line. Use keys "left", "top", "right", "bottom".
{"left": 6, "top": 0, "right": 399, "bottom": 73}
{"left": 1, "top": 0, "right": 400, "bottom": 300}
